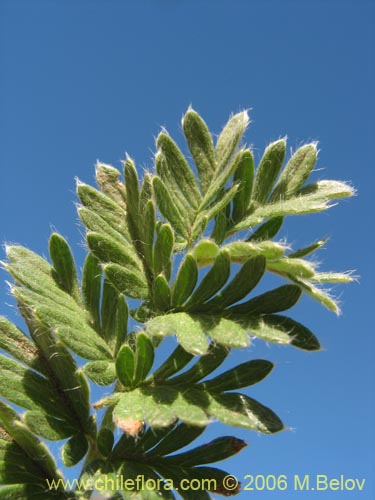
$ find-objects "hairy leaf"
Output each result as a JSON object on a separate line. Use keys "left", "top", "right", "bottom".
{"left": 182, "top": 108, "right": 215, "bottom": 193}
{"left": 270, "top": 143, "right": 318, "bottom": 201}
{"left": 113, "top": 385, "right": 282, "bottom": 433}
{"left": 252, "top": 139, "right": 286, "bottom": 204}
{"left": 134, "top": 333, "right": 155, "bottom": 385}
{"left": 157, "top": 132, "right": 202, "bottom": 209}
{"left": 171, "top": 254, "right": 198, "bottom": 307}
{"left": 154, "top": 274, "right": 171, "bottom": 311}
{"left": 153, "top": 176, "right": 190, "bottom": 239}
{"left": 204, "top": 255, "right": 266, "bottom": 310}
{"left": 116, "top": 345, "right": 135, "bottom": 388}
{"left": 228, "top": 284, "right": 302, "bottom": 315}
{"left": 202, "top": 360, "right": 273, "bottom": 392}
{"left": 215, "top": 111, "right": 249, "bottom": 171}
{"left": 185, "top": 250, "right": 231, "bottom": 309}
{"left": 61, "top": 434, "right": 88, "bottom": 467}
{"left": 153, "top": 224, "right": 174, "bottom": 280}
{"left": 162, "top": 436, "right": 246, "bottom": 466}
{"left": 49, "top": 233, "right": 81, "bottom": 303}
{"left": 231, "top": 149, "right": 254, "bottom": 223}
{"left": 104, "top": 263, "right": 149, "bottom": 300}
{"left": 83, "top": 361, "right": 117, "bottom": 386}
{"left": 0, "top": 318, "right": 47, "bottom": 376}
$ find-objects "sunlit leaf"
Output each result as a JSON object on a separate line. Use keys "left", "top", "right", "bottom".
{"left": 215, "top": 111, "right": 249, "bottom": 171}
{"left": 270, "top": 143, "right": 318, "bottom": 201}
{"left": 182, "top": 108, "right": 215, "bottom": 193}
{"left": 252, "top": 139, "right": 286, "bottom": 204}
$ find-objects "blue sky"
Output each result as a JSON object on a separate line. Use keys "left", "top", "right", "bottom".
{"left": 0, "top": 0, "right": 374, "bottom": 499}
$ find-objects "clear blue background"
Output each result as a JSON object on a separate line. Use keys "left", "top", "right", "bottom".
{"left": 0, "top": 1, "right": 374, "bottom": 499}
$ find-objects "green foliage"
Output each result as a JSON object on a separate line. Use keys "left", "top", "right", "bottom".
{"left": 0, "top": 108, "right": 353, "bottom": 499}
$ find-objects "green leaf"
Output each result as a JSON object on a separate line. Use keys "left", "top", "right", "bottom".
{"left": 0, "top": 402, "right": 60, "bottom": 481}
{"left": 162, "top": 436, "right": 246, "bottom": 466}
{"left": 150, "top": 345, "right": 194, "bottom": 382}
{"left": 211, "top": 208, "right": 228, "bottom": 244}
{"left": 134, "top": 333, "right": 155, "bottom": 385}
{"left": 204, "top": 255, "right": 266, "bottom": 310}
{"left": 145, "top": 423, "right": 205, "bottom": 458}
{"left": 78, "top": 207, "right": 128, "bottom": 249}
{"left": 182, "top": 108, "right": 215, "bottom": 193}
{"left": 197, "top": 316, "right": 250, "bottom": 348}
{"left": 55, "top": 324, "right": 112, "bottom": 361}
{"left": 155, "top": 150, "right": 194, "bottom": 222}
{"left": 252, "top": 139, "right": 286, "bottom": 204}
{"left": 154, "top": 274, "right": 171, "bottom": 311}
{"left": 0, "top": 355, "right": 68, "bottom": 418}
{"left": 237, "top": 314, "right": 321, "bottom": 350}
{"left": 299, "top": 179, "right": 354, "bottom": 199}
{"left": 288, "top": 239, "right": 327, "bottom": 258}
{"left": 167, "top": 344, "right": 229, "bottom": 386}
{"left": 153, "top": 223, "right": 174, "bottom": 280}
{"left": 0, "top": 317, "right": 47, "bottom": 376}
{"left": 201, "top": 183, "right": 239, "bottom": 222}
{"left": 233, "top": 180, "right": 354, "bottom": 231}
{"left": 228, "top": 284, "right": 302, "bottom": 315}
{"left": 311, "top": 271, "right": 353, "bottom": 283}
{"left": 185, "top": 250, "right": 231, "bottom": 309}
{"left": 113, "top": 385, "right": 282, "bottom": 433}
{"left": 123, "top": 156, "right": 141, "bottom": 232}
{"left": 0, "top": 467, "right": 44, "bottom": 488}
{"left": 23, "top": 411, "right": 75, "bottom": 441}
{"left": 116, "top": 345, "right": 135, "bottom": 388}
{"left": 20, "top": 292, "right": 111, "bottom": 360}
{"left": 49, "top": 233, "right": 81, "bottom": 303}
{"left": 104, "top": 263, "right": 149, "bottom": 300}
{"left": 288, "top": 275, "right": 341, "bottom": 314}
{"left": 208, "top": 392, "right": 283, "bottom": 433}
{"left": 86, "top": 231, "right": 142, "bottom": 270}
{"left": 16, "top": 313, "right": 91, "bottom": 425}
{"left": 83, "top": 361, "right": 117, "bottom": 386}
{"left": 157, "top": 132, "right": 202, "bottom": 209}
{"left": 219, "top": 241, "right": 285, "bottom": 266}
{"left": 248, "top": 216, "right": 284, "bottom": 242}
{"left": 201, "top": 149, "right": 244, "bottom": 208}
{"left": 267, "top": 257, "right": 315, "bottom": 278}
{"left": 82, "top": 253, "right": 102, "bottom": 330}
{"left": 231, "top": 149, "right": 254, "bottom": 223}
{"left": 114, "top": 388, "right": 209, "bottom": 429}
{"left": 77, "top": 182, "right": 130, "bottom": 240}
{"left": 148, "top": 313, "right": 250, "bottom": 351}
{"left": 142, "top": 199, "right": 156, "bottom": 267}
{"left": 139, "top": 172, "right": 153, "bottom": 212}
{"left": 147, "top": 313, "right": 210, "bottom": 355}
{"left": 7, "top": 246, "right": 112, "bottom": 361}
{"left": 101, "top": 280, "right": 129, "bottom": 353}
{"left": 171, "top": 254, "right": 198, "bottom": 307}
{"left": 5, "top": 247, "right": 76, "bottom": 308}
{"left": 270, "top": 143, "right": 318, "bottom": 201}
{"left": 202, "top": 360, "right": 273, "bottom": 392}
{"left": 61, "top": 433, "right": 88, "bottom": 467}
{"left": 153, "top": 176, "right": 189, "bottom": 239}
{"left": 215, "top": 111, "right": 249, "bottom": 170}
{"left": 97, "top": 428, "right": 114, "bottom": 457}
